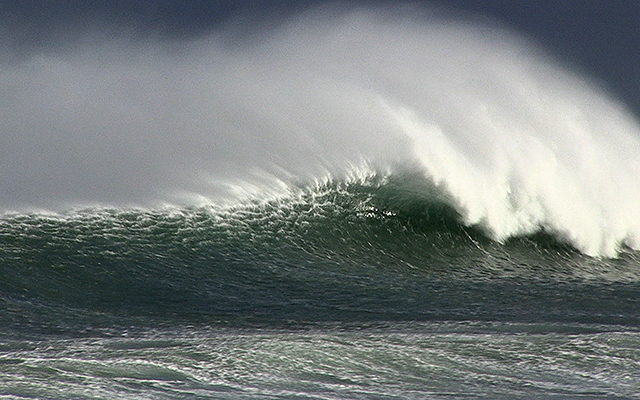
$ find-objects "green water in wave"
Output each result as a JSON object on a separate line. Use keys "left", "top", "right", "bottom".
{"left": 1, "top": 177, "right": 639, "bottom": 331}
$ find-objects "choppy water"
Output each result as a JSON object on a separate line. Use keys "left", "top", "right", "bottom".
{"left": 2, "top": 323, "right": 640, "bottom": 399}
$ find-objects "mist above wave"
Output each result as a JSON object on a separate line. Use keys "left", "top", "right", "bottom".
{"left": 1, "top": 6, "right": 640, "bottom": 256}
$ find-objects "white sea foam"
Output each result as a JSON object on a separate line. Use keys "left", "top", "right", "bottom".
{"left": 1, "top": 7, "right": 639, "bottom": 256}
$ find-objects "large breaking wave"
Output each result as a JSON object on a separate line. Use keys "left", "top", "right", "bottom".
{"left": 3, "top": 176, "right": 640, "bottom": 334}
{"left": 1, "top": 7, "right": 640, "bottom": 256}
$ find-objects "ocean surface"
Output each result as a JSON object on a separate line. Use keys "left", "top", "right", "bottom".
{"left": 2, "top": 6, "right": 640, "bottom": 399}
{"left": 2, "top": 174, "right": 640, "bottom": 399}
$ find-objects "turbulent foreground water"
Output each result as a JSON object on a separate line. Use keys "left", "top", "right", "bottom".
{"left": 2, "top": 323, "right": 640, "bottom": 399}
{"left": 1, "top": 176, "right": 640, "bottom": 399}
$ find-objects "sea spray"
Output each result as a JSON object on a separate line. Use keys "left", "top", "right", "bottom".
{"left": 1, "top": 7, "right": 640, "bottom": 256}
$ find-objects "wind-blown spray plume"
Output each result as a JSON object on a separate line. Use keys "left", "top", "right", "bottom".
{"left": 1, "top": 7, "right": 640, "bottom": 256}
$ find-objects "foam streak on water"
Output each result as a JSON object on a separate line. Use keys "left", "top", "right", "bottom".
{"left": 1, "top": 323, "right": 640, "bottom": 400}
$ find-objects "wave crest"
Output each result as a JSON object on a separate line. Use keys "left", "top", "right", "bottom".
{"left": 2, "top": 6, "right": 640, "bottom": 257}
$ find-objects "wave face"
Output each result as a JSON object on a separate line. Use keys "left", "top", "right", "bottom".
{"left": 2, "top": 175, "right": 640, "bottom": 331}
{"left": 1, "top": 7, "right": 640, "bottom": 256}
